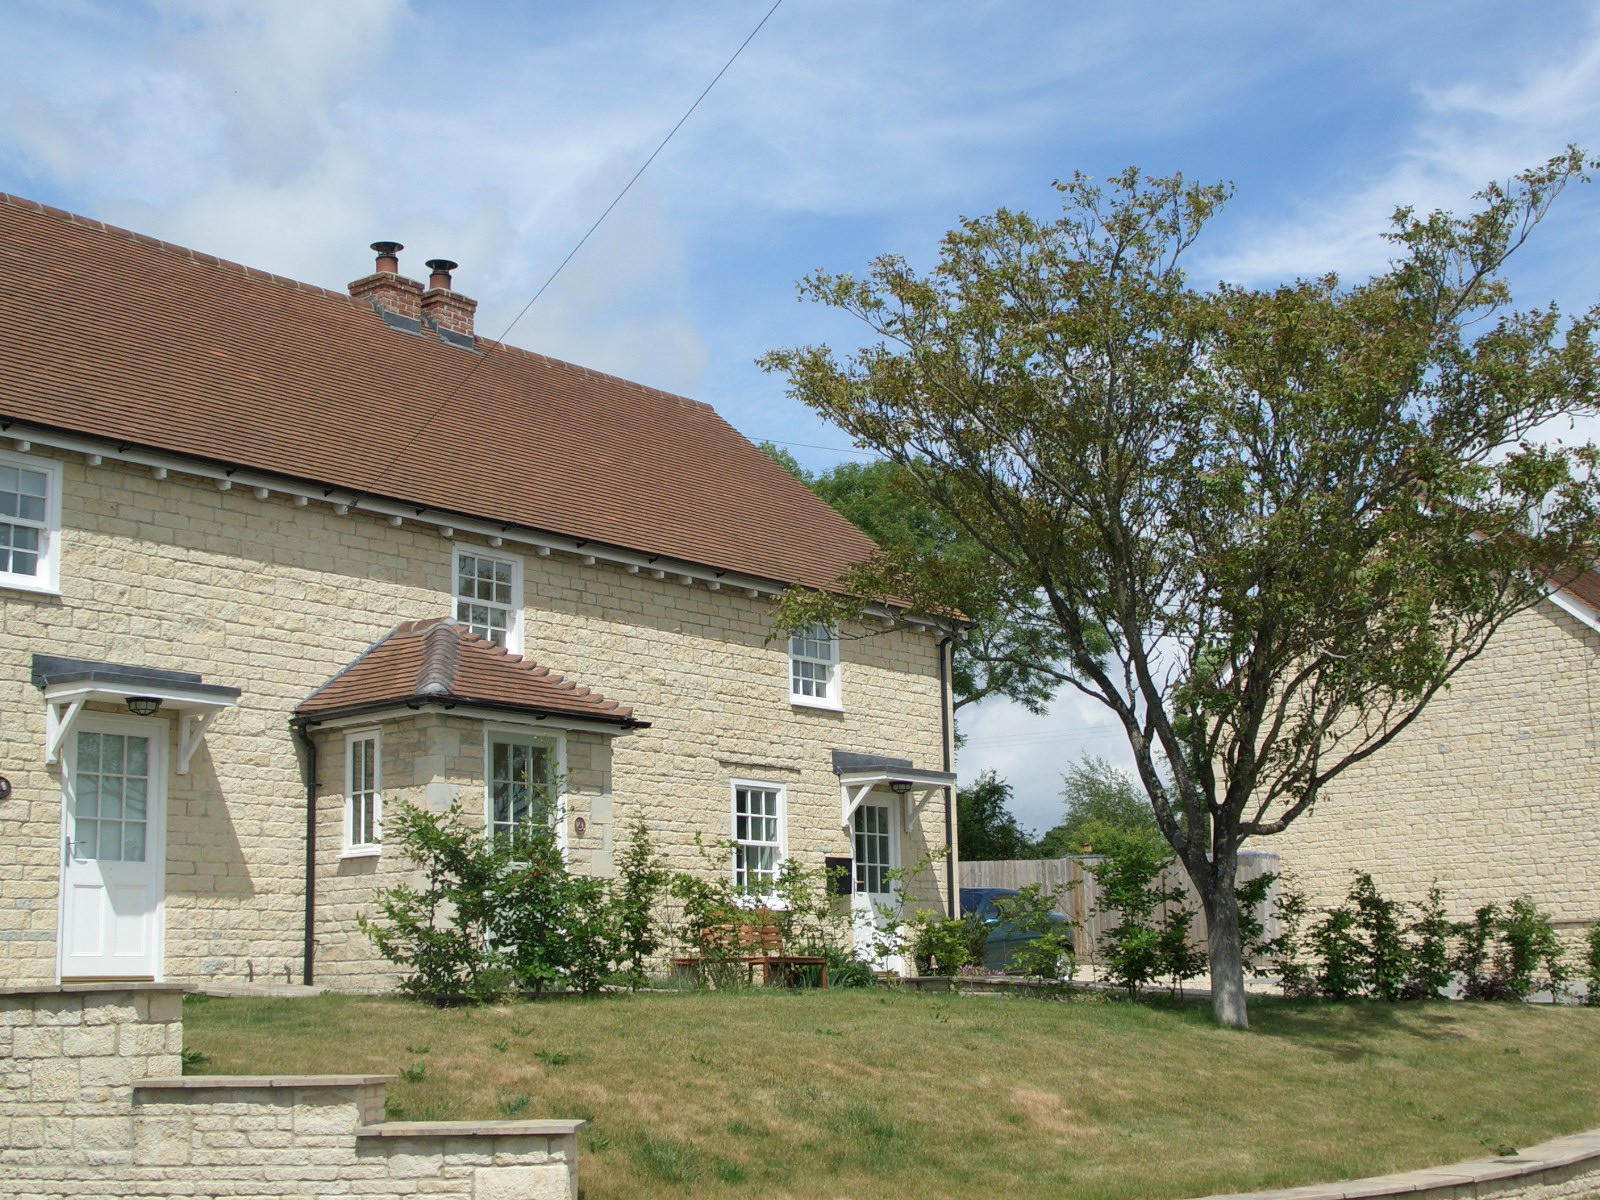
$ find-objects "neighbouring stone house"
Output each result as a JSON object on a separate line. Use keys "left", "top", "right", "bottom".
{"left": 1279, "top": 572, "right": 1600, "bottom": 950}
{"left": 0, "top": 193, "right": 957, "bottom": 990}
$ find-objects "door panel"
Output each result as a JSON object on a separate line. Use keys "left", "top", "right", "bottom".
{"left": 59, "top": 718, "right": 166, "bottom": 980}
{"left": 851, "top": 799, "right": 902, "bottom": 970}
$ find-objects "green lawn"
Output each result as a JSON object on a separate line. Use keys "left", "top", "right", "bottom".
{"left": 182, "top": 989, "right": 1600, "bottom": 1200}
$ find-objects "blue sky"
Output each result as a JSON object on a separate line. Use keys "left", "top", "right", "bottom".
{"left": 4, "top": 0, "right": 1600, "bottom": 832}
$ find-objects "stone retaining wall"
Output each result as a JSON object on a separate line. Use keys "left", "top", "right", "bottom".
{"left": 0, "top": 984, "right": 581, "bottom": 1198}
{"left": 1192, "top": 1128, "right": 1600, "bottom": 1200}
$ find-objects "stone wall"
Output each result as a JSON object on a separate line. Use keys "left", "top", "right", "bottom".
{"left": 1279, "top": 599, "right": 1600, "bottom": 948}
{"left": 0, "top": 984, "right": 581, "bottom": 1198}
{"left": 1, "top": 447, "right": 950, "bottom": 987}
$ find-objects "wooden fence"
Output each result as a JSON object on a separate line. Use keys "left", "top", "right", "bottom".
{"left": 958, "top": 851, "right": 1281, "bottom": 964}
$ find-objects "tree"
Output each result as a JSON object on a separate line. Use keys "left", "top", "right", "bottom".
{"left": 1036, "top": 754, "right": 1166, "bottom": 859}
{"left": 760, "top": 445, "right": 1061, "bottom": 712}
{"left": 762, "top": 153, "right": 1600, "bottom": 1027}
{"left": 956, "top": 769, "right": 1037, "bottom": 860}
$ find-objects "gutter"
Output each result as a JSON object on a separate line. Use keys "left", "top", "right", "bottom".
{"left": 939, "top": 635, "right": 956, "bottom": 917}
{"left": 298, "top": 695, "right": 651, "bottom": 732}
{"left": 290, "top": 718, "right": 319, "bottom": 986}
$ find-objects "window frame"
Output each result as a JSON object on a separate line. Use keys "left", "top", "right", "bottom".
{"left": 452, "top": 544, "right": 523, "bottom": 654}
{"left": 343, "top": 729, "right": 382, "bottom": 857}
{"left": 0, "top": 448, "right": 63, "bottom": 595}
{"left": 852, "top": 799, "right": 897, "bottom": 898}
{"left": 788, "top": 624, "right": 841, "bottom": 710}
{"left": 729, "top": 779, "right": 787, "bottom": 903}
{"left": 484, "top": 727, "right": 566, "bottom": 851}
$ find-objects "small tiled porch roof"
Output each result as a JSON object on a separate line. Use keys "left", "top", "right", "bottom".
{"left": 295, "top": 619, "right": 646, "bottom": 729}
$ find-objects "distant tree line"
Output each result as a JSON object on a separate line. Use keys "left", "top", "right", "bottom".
{"left": 957, "top": 755, "right": 1165, "bottom": 862}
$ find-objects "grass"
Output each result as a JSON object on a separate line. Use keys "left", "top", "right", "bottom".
{"left": 182, "top": 988, "right": 1600, "bottom": 1200}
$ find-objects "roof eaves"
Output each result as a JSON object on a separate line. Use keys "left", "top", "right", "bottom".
{"left": 1545, "top": 581, "right": 1600, "bottom": 636}
{"left": 291, "top": 695, "right": 650, "bottom": 731}
{"left": 0, "top": 419, "right": 847, "bottom": 603}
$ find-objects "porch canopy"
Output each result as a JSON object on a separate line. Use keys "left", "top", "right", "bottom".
{"left": 32, "top": 654, "right": 241, "bottom": 775}
{"left": 832, "top": 750, "right": 956, "bottom": 833}
{"left": 293, "top": 618, "right": 648, "bottom": 735}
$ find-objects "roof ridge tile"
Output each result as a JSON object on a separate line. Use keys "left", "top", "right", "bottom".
{"left": 418, "top": 621, "right": 461, "bottom": 696}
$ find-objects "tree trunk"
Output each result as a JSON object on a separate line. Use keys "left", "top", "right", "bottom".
{"left": 1197, "top": 852, "right": 1249, "bottom": 1029}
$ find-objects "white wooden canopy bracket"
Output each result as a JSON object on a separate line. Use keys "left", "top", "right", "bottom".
{"left": 44, "top": 698, "right": 86, "bottom": 764}
{"left": 840, "top": 782, "right": 878, "bottom": 832}
{"left": 177, "top": 710, "right": 223, "bottom": 775}
{"left": 902, "top": 786, "right": 941, "bottom": 833}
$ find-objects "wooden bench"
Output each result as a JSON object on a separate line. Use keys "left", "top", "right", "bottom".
{"left": 672, "top": 915, "right": 830, "bottom": 989}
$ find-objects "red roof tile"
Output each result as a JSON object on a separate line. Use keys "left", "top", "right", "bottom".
{"left": 296, "top": 619, "right": 645, "bottom": 727}
{"left": 0, "top": 193, "right": 882, "bottom": 592}
{"left": 1552, "top": 566, "right": 1600, "bottom": 615}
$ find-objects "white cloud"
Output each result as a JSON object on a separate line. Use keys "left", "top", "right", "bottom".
{"left": 1201, "top": 11, "right": 1600, "bottom": 290}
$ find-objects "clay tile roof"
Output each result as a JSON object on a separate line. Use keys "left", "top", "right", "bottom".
{"left": 0, "top": 193, "right": 882, "bottom": 592}
{"left": 295, "top": 618, "right": 646, "bottom": 727}
{"left": 1553, "top": 565, "right": 1600, "bottom": 612}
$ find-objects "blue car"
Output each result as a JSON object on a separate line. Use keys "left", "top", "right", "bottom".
{"left": 959, "top": 887, "right": 1075, "bottom": 973}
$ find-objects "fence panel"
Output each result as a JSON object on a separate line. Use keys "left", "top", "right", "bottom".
{"left": 959, "top": 851, "right": 1280, "bottom": 963}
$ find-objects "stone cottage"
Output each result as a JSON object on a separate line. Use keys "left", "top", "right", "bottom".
{"left": 0, "top": 193, "right": 957, "bottom": 989}
{"left": 1279, "top": 570, "right": 1600, "bottom": 949}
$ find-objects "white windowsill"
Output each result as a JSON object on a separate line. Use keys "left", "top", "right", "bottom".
{"left": 0, "top": 575, "right": 60, "bottom": 597}
{"left": 341, "top": 845, "right": 382, "bottom": 860}
{"left": 790, "top": 694, "right": 843, "bottom": 712}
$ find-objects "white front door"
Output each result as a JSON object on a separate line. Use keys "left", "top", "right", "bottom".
{"left": 851, "top": 799, "right": 902, "bottom": 971}
{"left": 59, "top": 716, "right": 167, "bottom": 980}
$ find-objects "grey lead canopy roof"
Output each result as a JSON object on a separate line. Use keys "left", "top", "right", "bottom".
{"left": 831, "top": 750, "right": 914, "bottom": 775}
{"left": 31, "top": 654, "right": 242, "bottom": 702}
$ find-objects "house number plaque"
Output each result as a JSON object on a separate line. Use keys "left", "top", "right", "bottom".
{"left": 573, "top": 816, "right": 587, "bottom": 837}
{"left": 0, "top": 776, "right": 11, "bottom": 801}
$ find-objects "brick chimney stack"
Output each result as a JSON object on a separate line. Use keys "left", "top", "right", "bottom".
{"left": 421, "top": 258, "right": 478, "bottom": 340}
{"left": 348, "top": 241, "right": 422, "bottom": 322}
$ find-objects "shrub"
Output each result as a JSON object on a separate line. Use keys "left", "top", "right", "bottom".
{"left": 1584, "top": 923, "right": 1600, "bottom": 1008}
{"left": 1308, "top": 904, "right": 1363, "bottom": 1000}
{"left": 666, "top": 837, "right": 861, "bottom": 989}
{"left": 1155, "top": 902, "right": 1208, "bottom": 996}
{"left": 613, "top": 821, "right": 670, "bottom": 990}
{"left": 359, "top": 802, "right": 515, "bottom": 1003}
{"left": 1264, "top": 874, "right": 1314, "bottom": 998}
{"left": 1454, "top": 905, "right": 1515, "bottom": 1001}
{"left": 1403, "top": 884, "right": 1455, "bottom": 1000}
{"left": 1348, "top": 872, "right": 1411, "bottom": 1001}
{"left": 1235, "top": 870, "right": 1277, "bottom": 975}
{"left": 823, "top": 944, "right": 880, "bottom": 988}
{"left": 667, "top": 863, "right": 747, "bottom": 988}
{"left": 993, "top": 884, "right": 1075, "bottom": 980}
{"left": 909, "top": 910, "right": 986, "bottom": 975}
{"left": 1497, "top": 896, "right": 1565, "bottom": 1000}
{"left": 362, "top": 802, "right": 631, "bottom": 1002}
{"left": 494, "top": 820, "right": 593, "bottom": 996}
{"left": 1087, "top": 838, "right": 1183, "bottom": 999}
{"left": 770, "top": 855, "right": 854, "bottom": 958}
{"left": 1453, "top": 898, "right": 1565, "bottom": 1002}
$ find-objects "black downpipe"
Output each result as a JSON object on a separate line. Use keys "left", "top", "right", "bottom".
{"left": 939, "top": 635, "right": 956, "bottom": 917}
{"left": 291, "top": 719, "right": 318, "bottom": 986}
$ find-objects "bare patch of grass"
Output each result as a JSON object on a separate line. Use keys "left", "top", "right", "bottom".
{"left": 183, "top": 990, "right": 1600, "bottom": 1200}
